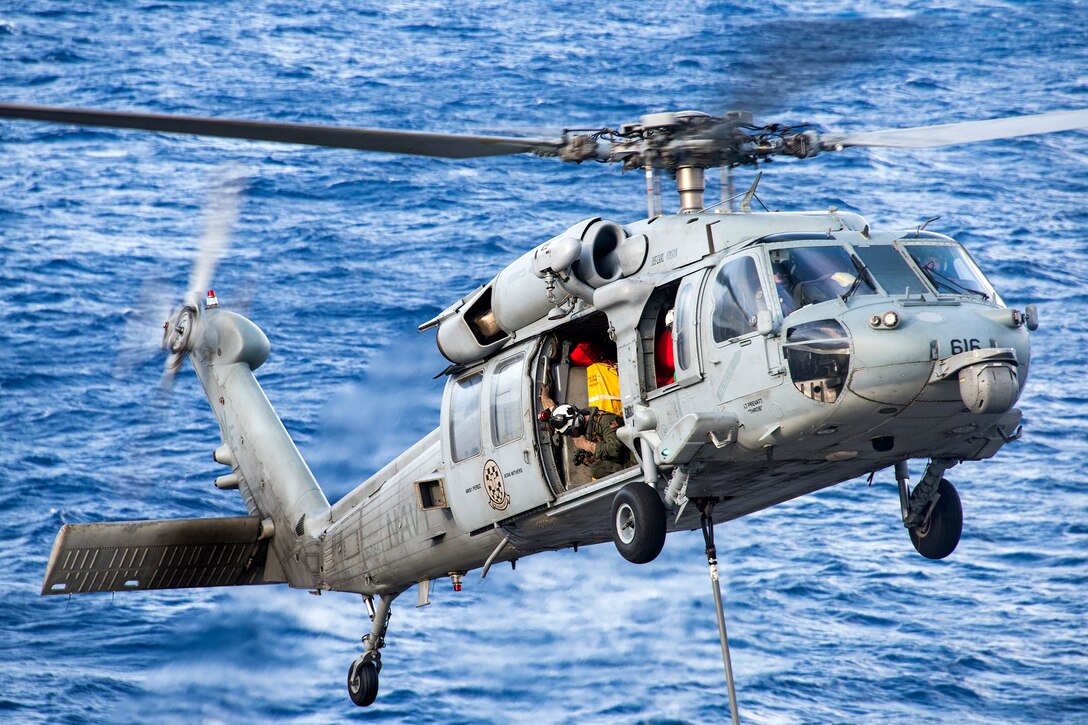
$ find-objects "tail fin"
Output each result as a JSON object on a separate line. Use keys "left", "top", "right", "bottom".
{"left": 43, "top": 301, "right": 331, "bottom": 597}
{"left": 180, "top": 303, "right": 331, "bottom": 588}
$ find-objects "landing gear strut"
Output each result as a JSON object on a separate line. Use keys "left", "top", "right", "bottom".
{"left": 348, "top": 593, "right": 396, "bottom": 707}
{"left": 895, "top": 459, "right": 963, "bottom": 560}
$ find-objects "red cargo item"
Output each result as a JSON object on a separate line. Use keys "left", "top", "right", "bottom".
{"left": 570, "top": 342, "right": 604, "bottom": 367}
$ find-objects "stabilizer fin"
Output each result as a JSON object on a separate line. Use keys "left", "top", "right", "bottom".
{"left": 41, "top": 515, "right": 284, "bottom": 596}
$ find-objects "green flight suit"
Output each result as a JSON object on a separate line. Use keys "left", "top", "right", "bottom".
{"left": 585, "top": 410, "right": 630, "bottom": 479}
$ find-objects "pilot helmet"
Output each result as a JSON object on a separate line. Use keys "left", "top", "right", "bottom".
{"left": 664, "top": 308, "right": 675, "bottom": 330}
{"left": 920, "top": 254, "right": 944, "bottom": 272}
{"left": 550, "top": 404, "right": 585, "bottom": 436}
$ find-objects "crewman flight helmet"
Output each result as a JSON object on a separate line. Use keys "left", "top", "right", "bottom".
{"left": 550, "top": 404, "right": 584, "bottom": 436}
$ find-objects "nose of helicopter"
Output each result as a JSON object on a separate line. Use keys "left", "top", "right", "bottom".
{"left": 840, "top": 301, "right": 1030, "bottom": 415}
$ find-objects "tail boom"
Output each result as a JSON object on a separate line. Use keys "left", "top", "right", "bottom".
{"left": 188, "top": 306, "right": 331, "bottom": 588}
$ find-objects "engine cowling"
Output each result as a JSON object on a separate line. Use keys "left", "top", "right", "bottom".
{"left": 434, "top": 217, "right": 645, "bottom": 364}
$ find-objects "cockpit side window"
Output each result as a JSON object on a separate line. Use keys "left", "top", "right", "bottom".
{"left": 769, "top": 245, "right": 876, "bottom": 313}
{"left": 710, "top": 256, "right": 765, "bottom": 343}
{"left": 903, "top": 242, "right": 999, "bottom": 303}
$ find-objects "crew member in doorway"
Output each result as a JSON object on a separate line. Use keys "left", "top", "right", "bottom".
{"left": 544, "top": 398, "right": 630, "bottom": 479}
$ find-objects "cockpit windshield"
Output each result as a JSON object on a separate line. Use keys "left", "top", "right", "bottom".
{"left": 769, "top": 244, "right": 877, "bottom": 316}
{"left": 853, "top": 244, "right": 928, "bottom": 297}
{"left": 903, "top": 242, "right": 998, "bottom": 302}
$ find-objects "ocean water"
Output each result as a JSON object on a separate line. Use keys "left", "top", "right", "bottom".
{"left": 1, "top": 1, "right": 1086, "bottom": 723}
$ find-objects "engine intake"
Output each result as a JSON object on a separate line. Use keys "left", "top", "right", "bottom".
{"left": 574, "top": 220, "right": 627, "bottom": 287}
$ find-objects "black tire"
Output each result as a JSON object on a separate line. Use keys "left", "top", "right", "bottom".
{"left": 909, "top": 478, "right": 963, "bottom": 560}
{"left": 610, "top": 482, "right": 666, "bottom": 564}
{"left": 347, "top": 659, "right": 379, "bottom": 707}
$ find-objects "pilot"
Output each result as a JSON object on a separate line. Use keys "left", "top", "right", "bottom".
{"left": 917, "top": 253, "right": 945, "bottom": 274}
{"left": 549, "top": 403, "right": 630, "bottom": 479}
{"left": 772, "top": 259, "right": 799, "bottom": 316}
{"left": 915, "top": 251, "right": 962, "bottom": 290}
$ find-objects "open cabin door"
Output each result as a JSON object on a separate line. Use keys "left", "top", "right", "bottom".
{"left": 642, "top": 269, "right": 707, "bottom": 396}
{"left": 530, "top": 311, "right": 627, "bottom": 492}
{"left": 441, "top": 344, "right": 551, "bottom": 534}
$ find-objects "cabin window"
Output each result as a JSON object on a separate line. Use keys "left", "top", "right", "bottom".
{"left": 903, "top": 242, "right": 999, "bottom": 302}
{"left": 711, "top": 256, "right": 765, "bottom": 343}
{"left": 491, "top": 355, "right": 525, "bottom": 447}
{"left": 450, "top": 373, "right": 483, "bottom": 462}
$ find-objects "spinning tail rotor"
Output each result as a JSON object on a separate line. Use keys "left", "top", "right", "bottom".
{"left": 160, "top": 166, "right": 248, "bottom": 390}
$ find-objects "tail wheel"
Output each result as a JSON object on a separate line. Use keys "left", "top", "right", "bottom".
{"left": 909, "top": 478, "right": 963, "bottom": 560}
{"left": 611, "top": 482, "right": 666, "bottom": 564}
{"left": 347, "top": 659, "right": 379, "bottom": 707}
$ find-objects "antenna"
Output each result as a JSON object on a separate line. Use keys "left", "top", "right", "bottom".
{"left": 740, "top": 172, "right": 764, "bottom": 212}
{"left": 917, "top": 216, "right": 940, "bottom": 235}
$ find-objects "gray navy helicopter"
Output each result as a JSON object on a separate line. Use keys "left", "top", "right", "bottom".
{"left": 5, "top": 101, "right": 1086, "bottom": 714}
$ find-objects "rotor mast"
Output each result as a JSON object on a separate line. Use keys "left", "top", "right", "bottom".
{"left": 629, "top": 111, "right": 723, "bottom": 215}
{"left": 559, "top": 110, "right": 793, "bottom": 216}
{"left": 676, "top": 166, "right": 706, "bottom": 214}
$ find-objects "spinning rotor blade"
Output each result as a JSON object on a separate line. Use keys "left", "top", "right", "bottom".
{"left": 186, "top": 165, "right": 247, "bottom": 303}
{"left": 822, "top": 109, "right": 1088, "bottom": 149}
{"left": 0, "top": 103, "right": 563, "bottom": 159}
{"left": 114, "top": 277, "right": 175, "bottom": 382}
{"left": 162, "top": 166, "right": 249, "bottom": 392}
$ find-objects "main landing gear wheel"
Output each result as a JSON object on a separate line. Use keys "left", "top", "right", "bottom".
{"left": 909, "top": 478, "right": 963, "bottom": 560}
{"left": 611, "top": 482, "right": 666, "bottom": 564}
{"left": 347, "top": 657, "right": 380, "bottom": 707}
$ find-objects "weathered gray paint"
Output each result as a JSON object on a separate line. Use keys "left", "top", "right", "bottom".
{"left": 45, "top": 208, "right": 1030, "bottom": 605}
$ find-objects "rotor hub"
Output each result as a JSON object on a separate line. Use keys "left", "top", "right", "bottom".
{"left": 558, "top": 109, "right": 818, "bottom": 175}
{"left": 163, "top": 304, "right": 196, "bottom": 356}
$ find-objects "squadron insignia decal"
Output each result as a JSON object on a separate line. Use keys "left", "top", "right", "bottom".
{"left": 482, "top": 459, "right": 510, "bottom": 511}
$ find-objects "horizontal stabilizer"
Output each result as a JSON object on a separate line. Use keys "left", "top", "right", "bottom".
{"left": 42, "top": 515, "right": 283, "bottom": 596}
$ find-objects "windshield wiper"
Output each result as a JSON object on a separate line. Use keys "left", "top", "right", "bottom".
{"left": 842, "top": 253, "right": 878, "bottom": 302}
{"left": 921, "top": 266, "right": 989, "bottom": 300}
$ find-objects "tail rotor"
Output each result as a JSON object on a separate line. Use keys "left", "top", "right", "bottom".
{"left": 159, "top": 165, "right": 249, "bottom": 391}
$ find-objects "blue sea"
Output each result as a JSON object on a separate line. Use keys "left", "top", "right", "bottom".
{"left": 1, "top": 1, "right": 1086, "bottom": 722}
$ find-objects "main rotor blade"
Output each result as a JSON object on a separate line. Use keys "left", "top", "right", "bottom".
{"left": 0, "top": 103, "right": 563, "bottom": 159}
{"left": 823, "top": 109, "right": 1088, "bottom": 149}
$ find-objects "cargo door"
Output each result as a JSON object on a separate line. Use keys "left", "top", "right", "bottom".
{"left": 441, "top": 349, "right": 551, "bottom": 533}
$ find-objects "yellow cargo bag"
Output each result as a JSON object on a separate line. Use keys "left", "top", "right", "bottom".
{"left": 586, "top": 362, "right": 622, "bottom": 415}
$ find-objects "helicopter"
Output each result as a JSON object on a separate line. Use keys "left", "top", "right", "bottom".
{"left": 5, "top": 101, "right": 1086, "bottom": 714}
